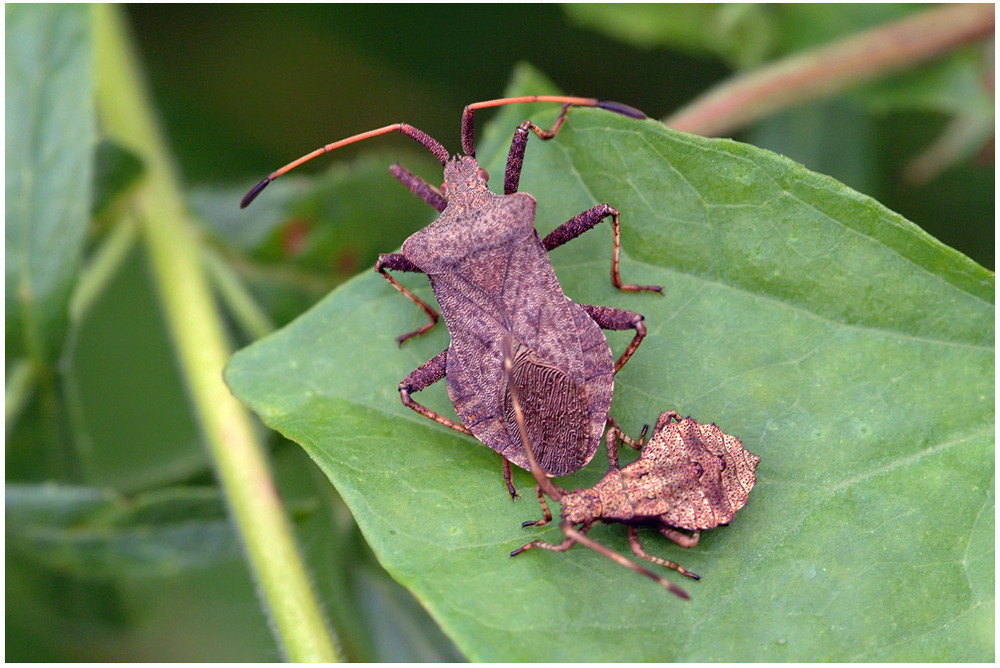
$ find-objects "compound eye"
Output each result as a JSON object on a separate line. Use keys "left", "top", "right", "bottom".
{"left": 477, "top": 168, "right": 489, "bottom": 182}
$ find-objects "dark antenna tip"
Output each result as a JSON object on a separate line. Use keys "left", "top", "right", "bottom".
{"left": 596, "top": 100, "right": 647, "bottom": 120}
{"left": 241, "top": 178, "right": 271, "bottom": 209}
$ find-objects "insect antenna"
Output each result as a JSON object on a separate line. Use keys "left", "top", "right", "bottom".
{"left": 241, "top": 123, "right": 450, "bottom": 208}
{"left": 501, "top": 335, "right": 690, "bottom": 600}
{"left": 460, "top": 95, "right": 647, "bottom": 157}
{"left": 563, "top": 525, "right": 690, "bottom": 600}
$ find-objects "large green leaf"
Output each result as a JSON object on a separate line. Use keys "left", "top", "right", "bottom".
{"left": 225, "top": 71, "right": 994, "bottom": 660}
{"left": 5, "top": 4, "right": 94, "bottom": 363}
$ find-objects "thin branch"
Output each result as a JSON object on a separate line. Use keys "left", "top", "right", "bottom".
{"left": 5, "top": 359, "right": 37, "bottom": 436}
{"left": 93, "top": 6, "right": 339, "bottom": 662}
{"left": 69, "top": 215, "right": 138, "bottom": 325}
{"left": 666, "top": 4, "right": 995, "bottom": 137}
{"left": 214, "top": 246, "right": 341, "bottom": 296}
{"left": 203, "top": 246, "right": 276, "bottom": 341}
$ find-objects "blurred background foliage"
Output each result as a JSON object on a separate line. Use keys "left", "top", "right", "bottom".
{"left": 6, "top": 4, "right": 993, "bottom": 661}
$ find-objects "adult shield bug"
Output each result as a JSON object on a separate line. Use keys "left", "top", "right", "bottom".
{"left": 503, "top": 336, "right": 760, "bottom": 598}
{"left": 242, "top": 96, "right": 661, "bottom": 496}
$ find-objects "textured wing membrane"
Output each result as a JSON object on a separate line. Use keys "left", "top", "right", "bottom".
{"left": 709, "top": 423, "right": 760, "bottom": 522}
{"left": 501, "top": 339, "right": 591, "bottom": 476}
{"left": 626, "top": 416, "right": 760, "bottom": 530}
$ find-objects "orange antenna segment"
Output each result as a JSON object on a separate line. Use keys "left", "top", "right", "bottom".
{"left": 242, "top": 123, "right": 449, "bottom": 209}
{"left": 460, "top": 95, "right": 646, "bottom": 156}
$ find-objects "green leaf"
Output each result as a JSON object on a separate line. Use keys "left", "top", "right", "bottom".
{"left": 747, "top": 97, "right": 878, "bottom": 200}
{"left": 5, "top": 5, "right": 95, "bottom": 364}
{"left": 6, "top": 483, "right": 240, "bottom": 578}
{"left": 225, "top": 69, "right": 994, "bottom": 660}
{"left": 565, "top": 4, "right": 776, "bottom": 68}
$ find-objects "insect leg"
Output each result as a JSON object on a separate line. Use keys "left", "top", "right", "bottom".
{"left": 628, "top": 526, "right": 700, "bottom": 580}
{"left": 398, "top": 349, "right": 473, "bottom": 436}
{"left": 578, "top": 304, "right": 647, "bottom": 374}
{"left": 502, "top": 458, "right": 519, "bottom": 500}
{"left": 542, "top": 204, "right": 663, "bottom": 294}
{"left": 510, "top": 533, "right": 577, "bottom": 557}
{"left": 375, "top": 253, "right": 439, "bottom": 344}
{"left": 658, "top": 526, "right": 701, "bottom": 549}
{"left": 501, "top": 104, "right": 572, "bottom": 195}
{"left": 511, "top": 520, "right": 589, "bottom": 557}
{"left": 604, "top": 421, "right": 623, "bottom": 470}
{"left": 389, "top": 163, "right": 447, "bottom": 212}
{"left": 605, "top": 416, "right": 648, "bottom": 460}
{"left": 654, "top": 410, "right": 683, "bottom": 432}
{"left": 566, "top": 524, "right": 690, "bottom": 599}
{"left": 521, "top": 485, "right": 554, "bottom": 528}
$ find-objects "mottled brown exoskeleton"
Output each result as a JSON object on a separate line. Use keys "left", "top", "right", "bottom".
{"left": 502, "top": 337, "right": 760, "bottom": 598}
{"left": 243, "top": 95, "right": 662, "bottom": 497}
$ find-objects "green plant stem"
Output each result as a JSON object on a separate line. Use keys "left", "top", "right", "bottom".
{"left": 5, "top": 359, "right": 36, "bottom": 435}
{"left": 93, "top": 5, "right": 339, "bottom": 662}
{"left": 222, "top": 248, "right": 342, "bottom": 295}
{"left": 203, "top": 246, "right": 276, "bottom": 340}
{"left": 69, "top": 214, "right": 138, "bottom": 326}
{"left": 666, "top": 3, "right": 995, "bottom": 136}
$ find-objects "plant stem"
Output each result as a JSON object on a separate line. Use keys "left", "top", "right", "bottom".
{"left": 5, "top": 359, "right": 36, "bottom": 436}
{"left": 203, "top": 246, "right": 276, "bottom": 340}
{"left": 666, "top": 3, "right": 995, "bottom": 136}
{"left": 93, "top": 6, "right": 339, "bottom": 662}
{"left": 69, "top": 214, "right": 138, "bottom": 326}
{"left": 221, "top": 248, "right": 342, "bottom": 295}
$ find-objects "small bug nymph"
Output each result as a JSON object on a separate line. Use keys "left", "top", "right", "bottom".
{"left": 502, "top": 335, "right": 760, "bottom": 598}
